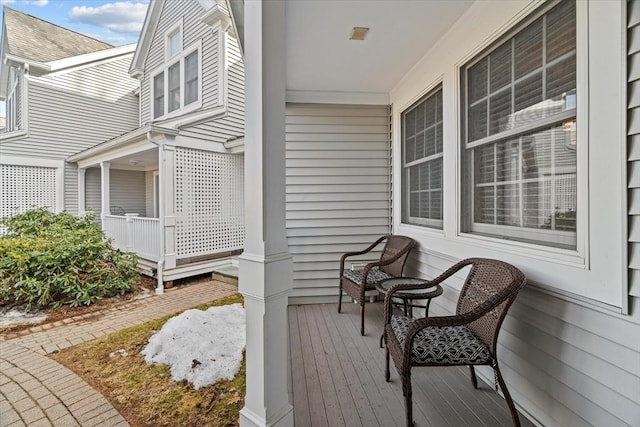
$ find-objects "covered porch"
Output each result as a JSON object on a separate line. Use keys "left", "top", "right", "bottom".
{"left": 289, "top": 301, "right": 536, "bottom": 427}
{"left": 68, "top": 124, "right": 245, "bottom": 292}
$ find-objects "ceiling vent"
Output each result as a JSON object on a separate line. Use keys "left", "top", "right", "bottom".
{"left": 349, "top": 27, "right": 369, "bottom": 41}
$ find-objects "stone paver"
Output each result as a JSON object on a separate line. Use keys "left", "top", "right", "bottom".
{"left": 0, "top": 280, "right": 237, "bottom": 427}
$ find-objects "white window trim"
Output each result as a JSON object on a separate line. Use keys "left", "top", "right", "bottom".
{"left": 151, "top": 40, "right": 203, "bottom": 121}
{"left": 0, "top": 155, "right": 65, "bottom": 213}
{"left": 390, "top": 0, "right": 625, "bottom": 309}
{"left": 214, "top": 23, "right": 228, "bottom": 108}
{"left": 1, "top": 65, "right": 28, "bottom": 140}
{"left": 165, "top": 20, "right": 183, "bottom": 62}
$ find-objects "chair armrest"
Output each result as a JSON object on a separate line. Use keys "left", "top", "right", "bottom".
{"left": 339, "top": 235, "right": 388, "bottom": 274}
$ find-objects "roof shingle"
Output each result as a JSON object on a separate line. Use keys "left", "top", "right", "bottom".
{"left": 3, "top": 6, "right": 113, "bottom": 63}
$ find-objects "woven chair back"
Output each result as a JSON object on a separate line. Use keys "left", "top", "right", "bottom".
{"left": 379, "top": 235, "right": 415, "bottom": 276}
{"left": 456, "top": 259, "right": 525, "bottom": 353}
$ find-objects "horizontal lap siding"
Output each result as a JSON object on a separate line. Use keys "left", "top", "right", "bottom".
{"left": 0, "top": 55, "right": 139, "bottom": 214}
{"left": 286, "top": 104, "right": 391, "bottom": 302}
{"left": 141, "top": 0, "right": 223, "bottom": 125}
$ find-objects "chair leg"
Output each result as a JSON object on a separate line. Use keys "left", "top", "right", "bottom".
{"left": 338, "top": 281, "right": 343, "bottom": 313}
{"left": 494, "top": 363, "right": 521, "bottom": 427}
{"left": 360, "top": 301, "right": 365, "bottom": 335}
{"left": 385, "top": 345, "right": 390, "bottom": 382}
{"left": 403, "top": 368, "right": 413, "bottom": 427}
{"left": 469, "top": 365, "right": 478, "bottom": 389}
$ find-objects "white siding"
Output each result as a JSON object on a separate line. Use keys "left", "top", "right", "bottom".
{"left": 85, "top": 167, "right": 101, "bottom": 216}
{"left": 286, "top": 104, "right": 392, "bottom": 302}
{"left": 145, "top": 170, "right": 156, "bottom": 217}
{"left": 0, "top": 55, "right": 139, "bottom": 215}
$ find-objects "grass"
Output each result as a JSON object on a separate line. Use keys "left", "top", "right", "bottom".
{"left": 50, "top": 293, "right": 245, "bottom": 427}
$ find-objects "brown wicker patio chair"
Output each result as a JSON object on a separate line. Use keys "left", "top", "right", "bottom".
{"left": 383, "top": 258, "right": 526, "bottom": 427}
{"left": 338, "top": 234, "right": 416, "bottom": 335}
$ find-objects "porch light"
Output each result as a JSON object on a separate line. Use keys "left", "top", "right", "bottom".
{"left": 349, "top": 27, "right": 369, "bottom": 41}
{"left": 129, "top": 159, "right": 142, "bottom": 166}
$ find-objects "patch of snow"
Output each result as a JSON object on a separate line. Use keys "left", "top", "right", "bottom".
{"left": 109, "top": 348, "right": 129, "bottom": 358}
{"left": 142, "top": 303, "right": 245, "bottom": 390}
{"left": 0, "top": 306, "right": 47, "bottom": 327}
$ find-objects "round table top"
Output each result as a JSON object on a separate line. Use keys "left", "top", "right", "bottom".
{"left": 376, "top": 277, "right": 443, "bottom": 299}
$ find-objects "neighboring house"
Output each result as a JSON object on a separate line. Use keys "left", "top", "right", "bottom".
{"left": 229, "top": 1, "right": 640, "bottom": 427}
{"left": 67, "top": 0, "right": 245, "bottom": 293}
{"left": 0, "top": 7, "right": 139, "bottom": 220}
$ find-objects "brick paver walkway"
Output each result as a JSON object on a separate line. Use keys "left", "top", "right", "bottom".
{"left": 0, "top": 280, "right": 238, "bottom": 426}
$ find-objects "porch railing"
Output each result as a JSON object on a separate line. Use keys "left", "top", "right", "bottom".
{"left": 103, "top": 214, "right": 161, "bottom": 261}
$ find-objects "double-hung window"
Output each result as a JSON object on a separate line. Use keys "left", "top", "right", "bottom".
{"left": 402, "top": 87, "right": 444, "bottom": 228}
{"left": 152, "top": 23, "right": 201, "bottom": 120}
{"left": 460, "top": 0, "right": 576, "bottom": 249}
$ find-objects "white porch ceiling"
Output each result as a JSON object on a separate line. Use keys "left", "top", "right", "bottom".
{"left": 285, "top": 0, "right": 474, "bottom": 95}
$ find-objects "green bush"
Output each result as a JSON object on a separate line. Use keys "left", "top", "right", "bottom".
{"left": 0, "top": 208, "right": 139, "bottom": 309}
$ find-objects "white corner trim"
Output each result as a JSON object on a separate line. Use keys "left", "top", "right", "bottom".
{"left": 286, "top": 90, "right": 390, "bottom": 105}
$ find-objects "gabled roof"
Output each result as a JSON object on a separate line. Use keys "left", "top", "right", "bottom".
{"left": 2, "top": 6, "right": 112, "bottom": 63}
{"left": 129, "top": 0, "right": 230, "bottom": 78}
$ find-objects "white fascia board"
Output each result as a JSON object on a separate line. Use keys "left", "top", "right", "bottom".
{"left": 4, "top": 54, "right": 51, "bottom": 72}
{"left": 286, "top": 90, "right": 390, "bottom": 105}
{"left": 129, "top": 0, "right": 164, "bottom": 77}
{"left": 75, "top": 139, "right": 157, "bottom": 169}
{"left": 67, "top": 125, "right": 178, "bottom": 163}
{"left": 158, "top": 105, "right": 227, "bottom": 129}
{"left": 47, "top": 44, "right": 136, "bottom": 72}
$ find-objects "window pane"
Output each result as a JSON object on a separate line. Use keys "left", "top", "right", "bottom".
{"left": 168, "top": 63, "right": 180, "bottom": 112}
{"left": 489, "top": 89, "right": 511, "bottom": 134}
{"left": 475, "top": 186, "right": 495, "bottom": 224}
{"left": 546, "top": 1, "right": 576, "bottom": 62}
{"left": 154, "top": 73, "right": 164, "bottom": 118}
{"left": 185, "top": 50, "right": 199, "bottom": 105}
{"left": 468, "top": 101, "right": 488, "bottom": 141}
{"left": 169, "top": 31, "right": 181, "bottom": 57}
{"left": 514, "top": 18, "right": 542, "bottom": 79}
{"left": 468, "top": 58, "right": 488, "bottom": 104}
{"left": 546, "top": 56, "right": 576, "bottom": 100}
{"left": 514, "top": 72, "right": 543, "bottom": 119}
{"left": 489, "top": 42, "right": 512, "bottom": 92}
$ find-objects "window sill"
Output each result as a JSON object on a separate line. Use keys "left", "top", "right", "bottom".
{"left": 456, "top": 232, "right": 586, "bottom": 269}
{"left": 0, "top": 129, "right": 27, "bottom": 143}
{"left": 153, "top": 101, "right": 203, "bottom": 122}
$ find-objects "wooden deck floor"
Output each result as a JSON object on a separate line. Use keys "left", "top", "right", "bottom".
{"left": 288, "top": 302, "right": 535, "bottom": 427}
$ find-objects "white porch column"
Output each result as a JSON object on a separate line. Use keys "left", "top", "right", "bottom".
{"left": 100, "top": 162, "right": 110, "bottom": 225}
{"left": 239, "top": 1, "right": 293, "bottom": 427}
{"left": 160, "top": 144, "right": 177, "bottom": 270}
{"left": 77, "top": 168, "right": 86, "bottom": 216}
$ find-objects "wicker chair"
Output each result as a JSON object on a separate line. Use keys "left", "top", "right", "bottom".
{"left": 338, "top": 235, "right": 416, "bottom": 335}
{"left": 383, "top": 258, "right": 526, "bottom": 427}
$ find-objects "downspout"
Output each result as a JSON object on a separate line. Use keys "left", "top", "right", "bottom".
{"left": 147, "top": 131, "right": 165, "bottom": 294}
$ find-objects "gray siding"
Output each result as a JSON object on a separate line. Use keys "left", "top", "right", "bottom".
{"left": 138, "top": 0, "right": 245, "bottom": 144}
{"left": 84, "top": 168, "right": 147, "bottom": 217}
{"left": 140, "top": 0, "right": 222, "bottom": 124}
{"left": 285, "top": 104, "right": 392, "bottom": 302}
{"left": 629, "top": 0, "right": 640, "bottom": 300}
{"left": 0, "top": 55, "right": 139, "bottom": 214}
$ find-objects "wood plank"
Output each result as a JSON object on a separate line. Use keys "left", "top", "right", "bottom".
{"left": 288, "top": 306, "right": 311, "bottom": 426}
{"left": 296, "top": 306, "right": 329, "bottom": 426}
{"left": 302, "top": 305, "right": 346, "bottom": 426}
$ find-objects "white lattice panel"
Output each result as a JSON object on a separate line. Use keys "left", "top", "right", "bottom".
{"left": 0, "top": 164, "right": 57, "bottom": 218}
{"left": 174, "top": 147, "right": 244, "bottom": 257}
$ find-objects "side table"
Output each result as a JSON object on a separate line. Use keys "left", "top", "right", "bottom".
{"left": 376, "top": 277, "right": 443, "bottom": 348}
